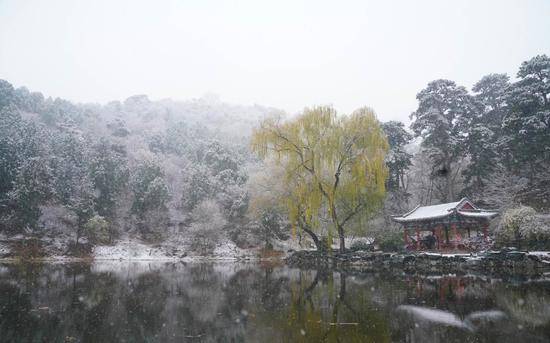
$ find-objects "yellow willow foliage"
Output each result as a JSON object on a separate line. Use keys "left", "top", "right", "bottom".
{"left": 251, "top": 105, "right": 389, "bottom": 238}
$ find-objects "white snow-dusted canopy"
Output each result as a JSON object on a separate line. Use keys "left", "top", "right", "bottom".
{"left": 392, "top": 198, "right": 498, "bottom": 223}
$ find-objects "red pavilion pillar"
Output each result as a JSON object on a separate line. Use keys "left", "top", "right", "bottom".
{"left": 436, "top": 226, "right": 442, "bottom": 250}
{"left": 452, "top": 224, "right": 458, "bottom": 249}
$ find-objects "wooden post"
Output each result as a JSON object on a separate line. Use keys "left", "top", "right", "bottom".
{"left": 483, "top": 223, "right": 488, "bottom": 242}
{"left": 404, "top": 228, "right": 409, "bottom": 246}
{"left": 416, "top": 228, "right": 420, "bottom": 250}
{"left": 436, "top": 226, "right": 441, "bottom": 250}
{"left": 445, "top": 225, "right": 450, "bottom": 245}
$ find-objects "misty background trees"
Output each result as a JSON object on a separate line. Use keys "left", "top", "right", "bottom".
{"left": 0, "top": 54, "right": 548, "bottom": 253}
{"left": 0, "top": 80, "right": 272, "bottom": 253}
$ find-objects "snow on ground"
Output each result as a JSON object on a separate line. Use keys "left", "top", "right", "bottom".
{"left": 528, "top": 251, "right": 550, "bottom": 257}
{"left": 93, "top": 238, "right": 261, "bottom": 261}
{"left": 212, "top": 241, "right": 255, "bottom": 260}
{"left": 0, "top": 241, "right": 10, "bottom": 257}
{"left": 421, "top": 252, "right": 472, "bottom": 258}
{"left": 528, "top": 251, "right": 550, "bottom": 264}
{"left": 93, "top": 239, "right": 175, "bottom": 260}
{"left": 330, "top": 236, "right": 374, "bottom": 250}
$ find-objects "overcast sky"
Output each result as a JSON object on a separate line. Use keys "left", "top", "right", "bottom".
{"left": 1, "top": 0, "right": 549, "bottom": 122}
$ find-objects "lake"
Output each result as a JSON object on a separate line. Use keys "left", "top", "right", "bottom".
{"left": 0, "top": 261, "right": 549, "bottom": 342}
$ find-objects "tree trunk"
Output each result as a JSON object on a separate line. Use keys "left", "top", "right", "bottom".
{"left": 399, "top": 171, "right": 406, "bottom": 190}
{"left": 328, "top": 201, "right": 346, "bottom": 253}
{"left": 338, "top": 225, "right": 345, "bottom": 253}
{"left": 302, "top": 227, "right": 324, "bottom": 252}
{"left": 445, "top": 161, "right": 454, "bottom": 201}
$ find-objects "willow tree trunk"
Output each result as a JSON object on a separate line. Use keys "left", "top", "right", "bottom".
{"left": 329, "top": 201, "right": 346, "bottom": 253}
{"left": 338, "top": 226, "right": 345, "bottom": 253}
{"left": 302, "top": 227, "right": 324, "bottom": 252}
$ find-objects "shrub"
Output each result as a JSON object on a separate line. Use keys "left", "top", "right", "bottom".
{"left": 83, "top": 215, "right": 111, "bottom": 244}
{"left": 496, "top": 206, "right": 550, "bottom": 249}
{"left": 188, "top": 200, "right": 227, "bottom": 255}
{"left": 13, "top": 238, "right": 45, "bottom": 259}
{"left": 376, "top": 229, "right": 404, "bottom": 252}
{"left": 258, "top": 247, "right": 284, "bottom": 259}
{"left": 350, "top": 239, "right": 373, "bottom": 252}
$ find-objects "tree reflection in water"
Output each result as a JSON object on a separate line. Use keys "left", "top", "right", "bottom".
{"left": 0, "top": 262, "right": 549, "bottom": 342}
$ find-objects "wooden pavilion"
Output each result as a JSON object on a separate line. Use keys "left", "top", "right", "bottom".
{"left": 392, "top": 198, "right": 498, "bottom": 251}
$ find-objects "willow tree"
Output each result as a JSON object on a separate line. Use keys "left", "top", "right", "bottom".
{"left": 247, "top": 159, "right": 326, "bottom": 251}
{"left": 251, "top": 106, "right": 389, "bottom": 253}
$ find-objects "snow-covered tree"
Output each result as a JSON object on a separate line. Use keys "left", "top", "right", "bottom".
{"left": 181, "top": 140, "right": 248, "bottom": 223}
{"left": 181, "top": 164, "right": 214, "bottom": 211}
{"left": 255, "top": 208, "right": 288, "bottom": 249}
{"left": 462, "top": 74, "right": 510, "bottom": 198}
{"left": 410, "top": 80, "right": 476, "bottom": 201}
{"left": 0, "top": 106, "right": 25, "bottom": 199}
{"left": 1, "top": 110, "right": 51, "bottom": 232}
{"left": 130, "top": 156, "right": 170, "bottom": 224}
{"left": 501, "top": 55, "right": 550, "bottom": 209}
{"left": 381, "top": 121, "right": 413, "bottom": 191}
{"left": 0, "top": 78, "right": 264, "bottom": 247}
{"left": 88, "top": 138, "right": 129, "bottom": 219}
{"left": 503, "top": 55, "right": 550, "bottom": 174}
{"left": 125, "top": 153, "right": 170, "bottom": 240}
{"left": 9, "top": 156, "right": 53, "bottom": 232}
{"left": 410, "top": 79, "right": 477, "bottom": 202}
{"left": 0, "top": 79, "right": 15, "bottom": 110}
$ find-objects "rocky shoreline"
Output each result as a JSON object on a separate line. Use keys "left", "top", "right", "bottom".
{"left": 286, "top": 250, "right": 550, "bottom": 276}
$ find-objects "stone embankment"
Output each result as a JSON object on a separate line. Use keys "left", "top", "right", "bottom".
{"left": 286, "top": 250, "right": 550, "bottom": 276}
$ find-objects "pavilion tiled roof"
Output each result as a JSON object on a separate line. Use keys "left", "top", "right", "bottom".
{"left": 392, "top": 198, "right": 498, "bottom": 223}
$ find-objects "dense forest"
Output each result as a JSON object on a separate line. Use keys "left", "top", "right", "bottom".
{"left": 0, "top": 54, "right": 549, "bottom": 255}
{"left": 0, "top": 81, "right": 277, "bottom": 255}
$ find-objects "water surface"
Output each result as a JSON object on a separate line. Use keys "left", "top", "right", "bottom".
{"left": 0, "top": 261, "right": 549, "bottom": 342}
